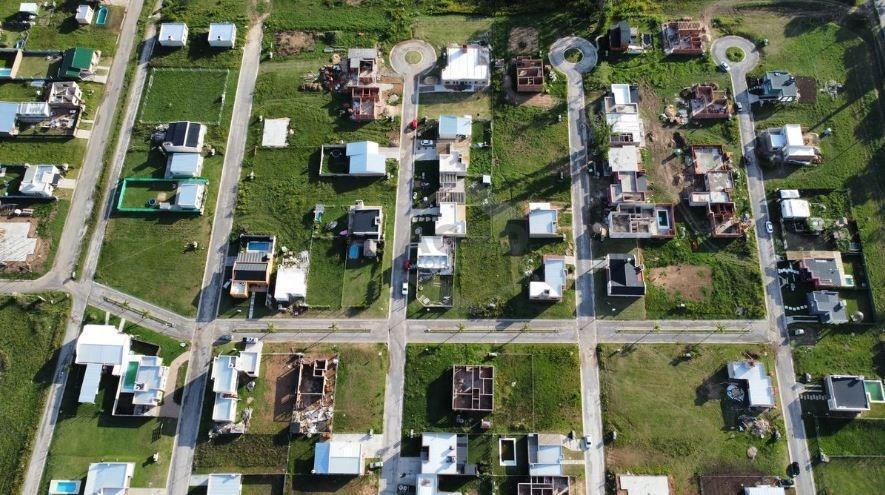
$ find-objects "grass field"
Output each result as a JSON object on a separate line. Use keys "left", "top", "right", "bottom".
{"left": 419, "top": 91, "right": 493, "bottom": 120}
{"left": 599, "top": 344, "right": 788, "bottom": 493}
{"left": 805, "top": 415, "right": 885, "bottom": 495}
{"left": 0, "top": 293, "right": 69, "bottom": 495}
{"left": 140, "top": 69, "right": 229, "bottom": 124}
{"left": 0, "top": 1, "right": 125, "bottom": 55}
{"left": 412, "top": 15, "right": 494, "bottom": 49}
{"left": 402, "top": 344, "right": 583, "bottom": 437}
{"left": 792, "top": 326, "right": 883, "bottom": 379}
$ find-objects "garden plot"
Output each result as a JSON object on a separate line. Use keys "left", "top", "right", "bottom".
{"left": 140, "top": 68, "right": 229, "bottom": 124}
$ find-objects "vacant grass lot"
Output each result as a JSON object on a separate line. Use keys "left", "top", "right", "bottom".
{"left": 419, "top": 91, "right": 493, "bottom": 120}
{"left": 0, "top": 293, "right": 69, "bottom": 495}
{"left": 412, "top": 14, "right": 494, "bottom": 49}
{"left": 140, "top": 68, "right": 229, "bottom": 123}
{"left": 402, "top": 344, "right": 583, "bottom": 436}
{"left": 805, "top": 415, "right": 885, "bottom": 495}
{"left": 792, "top": 325, "right": 883, "bottom": 379}
{"left": 599, "top": 344, "right": 788, "bottom": 493}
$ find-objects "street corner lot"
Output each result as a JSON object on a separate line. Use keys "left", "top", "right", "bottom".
{"left": 598, "top": 344, "right": 788, "bottom": 493}
{"left": 139, "top": 68, "right": 230, "bottom": 124}
{"left": 401, "top": 343, "right": 583, "bottom": 455}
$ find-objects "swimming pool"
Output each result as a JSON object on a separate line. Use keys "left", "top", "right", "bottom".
{"left": 123, "top": 360, "right": 139, "bottom": 389}
{"left": 49, "top": 479, "right": 81, "bottom": 494}
{"left": 247, "top": 240, "right": 272, "bottom": 252}
{"left": 0, "top": 68, "right": 11, "bottom": 78}
{"left": 95, "top": 6, "right": 109, "bottom": 25}
{"left": 348, "top": 243, "right": 361, "bottom": 259}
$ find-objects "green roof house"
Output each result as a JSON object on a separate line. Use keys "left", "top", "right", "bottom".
{"left": 57, "top": 48, "right": 100, "bottom": 80}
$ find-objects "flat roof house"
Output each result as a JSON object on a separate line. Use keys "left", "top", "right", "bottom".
{"left": 527, "top": 433, "right": 563, "bottom": 476}
{"left": 441, "top": 44, "right": 490, "bottom": 91}
{"left": 346, "top": 48, "right": 379, "bottom": 85}
{"left": 604, "top": 84, "right": 644, "bottom": 146}
{"left": 758, "top": 124, "right": 820, "bottom": 165}
{"left": 417, "top": 235, "right": 455, "bottom": 275}
{"left": 606, "top": 253, "right": 645, "bottom": 297}
{"left": 689, "top": 83, "right": 731, "bottom": 120}
{"left": 661, "top": 18, "right": 706, "bottom": 55}
{"left": 421, "top": 432, "right": 471, "bottom": 475}
{"left": 208, "top": 22, "right": 237, "bottom": 48}
{"left": 229, "top": 234, "right": 276, "bottom": 299}
{"left": 165, "top": 152, "right": 203, "bottom": 178}
{"left": 439, "top": 150, "right": 468, "bottom": 176}
{"left": 84, "top": 462, "right": 134, "bottom": 495}
{"left": 19, "top": 164, "right": 60, "bottom": 197}
{"left": 47, "top": 81, "right": 84, "bottom": 108}
{"left": 207, "top": 473, "right": 243, "bottom": 495}
{"left": 435, "top": 201, "right": 467, "bottom": 237}
{"left": 528, "top": 202, "right": 559, "bottom": 238}
{"left": 348, "top": 201, "right": 383, "bottom": 238}
{"left": 75, "top": 4, "right": 93, "bottom": 25}
{"left": 529, "top": 255, "right": 567, "bottom": 302}
{"left": 313, "top": 441, "right": 364, "bottom": 475}
{"left": 438, "top": 115, "right": 473, "bottom": 140}
{"left": 825, "top": 375, "right": 871, "bottom": 414}
{"left": 452, "top": 365, "right": 494, "bottom": 412}
{"left": 788, "top": 250, "right": 853, "bottom": 288}
{"left": 57, "top": 47, "right": 99, "bottom": 80}
{"left": 727, "top": 361, "right": 776, "bottom": 409}
{"left": 607, "top": 203, "right": 675, "bottom": 239}
{"left": 174, "top": 181, "right": 207, "bottom": 212}
{"left": 114, "top": 354, "right": 169, "bottom": 416}
{"left": 273, "top": 264, "right": 307, "bottom": 306}
{"left": 609, "top": 20, "right": 632, "bottom": 52}
{"left": 161, "top": 121, "right": 206, "bottom": 153}
{"left": 758, "top": 71, "right": 799, "bottom": 103}
{"left": 74, "top": 324, "right": 132, "bottom": 404}
{"left": 238, "top": 340, "right": 263, "bottom": 378}
{"left": 515, "top": 57, "right": 544, "bottom": 93}
{"left": 211, "top": 354, "right": 239, "bottom": 423}
{"left": 346, "top": 141, "right": 386, "bottom": 176}
{"left": 780, "top": 198, "right": 810, "bottom": 220}
{"left": 158, "top": 22, "right": 189, "bottom": 47}
{"left": 0, "top": 101, "right": 19, "bottom": 136}
{"left": 744, "top": 486, "right": 785, "bottom": 495}
{"left": 807, "top": 290, "right": 849, "bottom": 325}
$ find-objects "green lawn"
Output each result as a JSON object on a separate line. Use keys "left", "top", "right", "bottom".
{"left": 419, "top": 91, "right": 494, "bottom": 121}
{"left": 412, "top": 15, "right": 494, "bottom": 48}
{"left": 402, "top": 344, "right": 583, "bottom": 438}
{"left": 140, "top": 68, "right": 229, "bottom": 124}
{"left": 805, "top": 415, "right": 885, "bottom": 495}
{"left": 792, "top": 326, "right": 883, "bottom": 379}
{"left": 599, "top": 344, "right": 789, "bottom": 493}
{"left": 0, "top": 2, "right": 126, "bottom": 55}
{"left": 0, "top": 293, "right": 70, "bottom": 495}
{"left": 812, "top": 458, "right": 885, "bottom": 495}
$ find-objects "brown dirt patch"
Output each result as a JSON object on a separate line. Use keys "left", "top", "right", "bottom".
{"left": 0, "top": 215, "right": 47, "bottom": 276}
{"left": 639, "top": 85, "right": 686, "bottom": 204}
{"left": 291, "top": 474, "right": 378, "bottom": 495}
{"left": 274, "top": 31, "right": 315, "bottom": 57}
{"left": 699, "top": 474, "right": 778, "bottom": 495}
{"left": 502, "top": 73, "right": 558, "bottom": 109}
{"left": 796, "top": 76, "right": 817, "bottom": 103}
{"left": 255, "top": 353, "right": 299, "bottom": 431}
{"left": 508, "top": 27, "right": 539, "bottom": 54}
{"left": 606, "top": 445, "right": 669, "bottom": 471}
{"left": 647, "top": 264, "right": 712, "bottom": 302}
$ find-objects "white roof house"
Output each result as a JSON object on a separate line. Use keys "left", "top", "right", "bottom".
{"left": 212, "top": 355, "right": 239, "bottom": 394}
{"left": 119, "top": 354, "right": 168, "bottom": 408}
{"left": 439, "top": 151, "right": 467, "bottom": 175}
{"left": 175, "top": 182, "right": 206, "bottom": 211}
{"left": 274, "top": 264, "right": 307, "bottom": 304}
{"left": 435, "top": 202, "right": 467, "bottom": 237}
{"left": 441, "top": 45, "right": 490, "bottom": 88}
{"left": 618, "top": 475, "right": 670, "bottom": 495}
{"left": 416, "top": 474, "right": 441, "bottom": 495}
{"left": 261, "top": 117, "right": 290, "bottom": 148}
{"left": 528, "top": 202, "right": 559, "bottom": 238}
{"left": 611, "top": 83, "right": 633, "bottom": 105}
{"left": 744, "top": 486, "right": 785, "bottom": 495}
{"left": 207, "top": 473, "right": 243, "bottom": 495}
{"left": 421, "top": 432, "right": 460, "bottom": 474}
{"left": 83, "top": 462, "right": 134, "bottom": 495}
{"left": 417, "top": 236, "right": 453, "bottom": 273}
{"left": 438, "top": 115, "right": 472, "bottom": 140}
{"left": 780, "top": 198, "right": 810, "bottom": 219}
{"left": 727, "top": 361, "right": 776, "bottom": 408}
{"left": 19, "top": 164, "right": 60, "bottom": 197}
{"left": 158, "top": 22, "right": 189, "bottom": 47}
{"left": 527, "top": 433, "right": 563, "bottom": 476}
{"left": 75, "top": 324, "right": 133, "bottom": 404}
{"left": 313, "top": 441, "right": 364, "bottom": 475}
{"left": 213, "top": 393, "right": 238, "bottom": 423}
{"left": 19, "top": 3, "right": 38, "bottom": 15}
{"left": 346, "top": 141, "right": 386, "bottom": 176}
{"left": 529, "top": 256, "right": 567, "bottom": 301}
{"left": 165, "top": 153, "right": 203, "bottom": 178}
{"left": 208, "top": 23, "right": 237, "bottom": 48}
{"left": 606, "top": 111, "right": 644, "bottom": 146}
{"left": 75, "top": 4, "right": 94, "bottom": 25}
{"left": 779, "top": 189, "right": 801, "bottom": 199}
{"left": 237, "top": 341, "right": 263, "bottom": 378}
{"left": 607, "top": 145, "right": 640, "bottom": 172}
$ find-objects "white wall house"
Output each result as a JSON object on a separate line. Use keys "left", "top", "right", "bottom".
{"left": 208, "top": 22, "right": 237, "bottom": 48}
{"left": 158, "top": 22, "right": 189, "bottom": 47}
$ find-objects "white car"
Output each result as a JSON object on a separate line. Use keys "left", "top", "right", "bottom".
{"left": 402, "top": 282, "right": 409, "bottom": 297}
{"left": 720, "top": 61, "right": 731, "bottom": 72}
{"left": 765, "top": 221, "right": 774, "bottom": 234}
{"left": 419, "top": 139, "right": 434, "bottom": 148}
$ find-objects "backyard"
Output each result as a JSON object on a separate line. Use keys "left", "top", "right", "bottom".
{"left": 599, "top": 344, "right": 789, "bottom": 493}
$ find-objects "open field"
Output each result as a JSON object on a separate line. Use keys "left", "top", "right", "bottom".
{"left": 139, "top": 68, "right": 229, "bottom": 124}
{"left": 419, "top": 91, "right": 493, "bottom": 121}
{"left": 0, "top": 293, "right": 69, "bottom": 495}
{"left": 599, "top": 344, "right": 788, "bottom": 493}
{"left": 792, "top": 327, "right": 883, "bottom": 379}
{"left": 804, "top": 415, "right": 885, "bottom": 495}
{"left": 412, "top": 15, "right": 494, "bottom": 48}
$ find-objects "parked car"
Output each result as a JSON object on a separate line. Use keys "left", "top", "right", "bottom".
{"left": 765, "top": 221, "right": 774, "bottom": 234}
{"left": 369, "top": 461, "right": 384, "bottom": 470}
{"left": 720, "top": 61, "right": 731, "bottom": 72}
{"left": 735, "top": 101, "right": 743, "bottom": 112}
{"left": 219, "top": 334, "right": 233, "bottom": 342}
{"left": 787, "top": 461, "right": 801, "bottom": 477}
{"left": 402, "top": 282, "right": 409, "bottom": 297}
{"left": 419, "top": 139, "right": 434, "bottom": 148}
{"left": 779, "top": 478, "right": 795, "bottom": 487}
{"left": 243, "top": 337, "right": 258, "bottom": 344}
{"left": 792, "top": 328, "right": 806, "bottom": 336}
{"left": 583, "top": 435, "right": 592, "bottom": 447}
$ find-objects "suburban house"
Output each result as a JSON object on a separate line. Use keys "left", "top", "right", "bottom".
{"left": 84, "top": 462, "right": 135, "bottom": 495}
{"left": 527, "top": 433, "right": 564, "bottom": 476}
{"left": 689, "top": 83, "right": 731, "bottom": 120}
{"left": 452, "top": 365, "right": 494, "bottom": 412}
{"left": 417, "top": 236, "right": 455, "bottom": 275}
{"left": 238, "top": 340, "right": 263, "bottom": 378}
{"left": 174, "top": 180, "right": 207, "bottom": 212}
{"left": 161, "top": 121, "right": 206, "bottom": 153}
{"left": 0, "top": 101, "right": 19, "bottom": 136}
{"left": 273, "top": 263, "right": 308, "bottom": 307}
{"left": 606, "top": 144, "right": 647, "bottom": 203}
{"left": 0, "top": 98, "right": 81, "bottom": 136}
{"left": 439, "top": 149, "right": 468, "bottom": 176}
{"left": 824, "top": 375, "right": 871, "bottom": 414}
{"left": 158, "top": 22, "right": 189, "bottom": 47}
{"left": 19, "top": 164, "right": 61, "bottom": 197}
{"left": 744, "top": 486, "right": 785, "bottom": 495}
{"left": 807, "top": 290, "right": 849, "bottom": 325}
{"left": 211, "top": 354, "right": 240, "bottom": 423}
{"left": 779, "top": 197, "right": 811, "bottom": 221}
{"left": 348, "top": 201, "right": 383, "bottom": 238}
{"left": 417, "top": 432, "right": 475, "bottom": 495}
{"left": 607, "top": 203, "right": 675, "bottom": 239}
{"left": 313, "top": 441, "right": 364, "bottom": 475}
{"left": 787, "top": 250, "right": 854, "bottom": 288}
{"left": 606, "top": 253, "right": 645, "bottom": 297}
{"left": 529, "top": 255, "right": 567, "bottom": 302}
{"left": 18, "top": 2, "right": 38, "bottom": 19}
{"left": 206, "top": 473, "right": 243, "bottom": 495}
{"left": 346, "top": 48, "right": 379, "bottom": 85}
{"left": 343, "top": 48, "right": 382, "bottom": 121}
{"left": 604, "top": 84, "right": 644, "bottom": 146}
{"left": 165, "top": 152, "right": 203, "bottom": 178}
{"left": 113, "top": 354, "right": 169, "bottom": 416}
{"left": 57, "top": 47, "right": 100, "bottom": 80}
{"left": 441, "top": 44, "right": 490, "bottom": 91}
{"left": 74, "top": 324, "right": 132, "bottom": 404}
{"left": 515, "top": 57, "right": 544, "bottom": 92}
{"left": 687, "top": 145, "right": 743, "bottom": 238}
{"left": 609, "top": 20, "right": 645, "bottom": 53}
{"left": 436, "top": 202, "right": 467, "bottom": 237}
{"left": 617, "top": 475, "right": 671, "bottom": 495}
{"left": 727, "top": 361, "right": 776, "bottom": 409}
{"left": 527, "top": 202, "right": 560, "bottom": 238}
{"left": 47, "top": 81, "right": 84, "bottom": 108}
{"left": 75, "top": 4, "right": 93, "bottom": 25}
{"left": 758, "top": 124, "right": 821, "bottom": 165}
{"left": 756, "top": 71, "right": 799, "bottom": 103}
{"left": 229, "top": 234, "right": 276, "bottom": 299}
{"left": 346, "top": 141, "right": 386, "bottom": 176}
{"left": 208, "top": 22, "right": 237, "bottom": 48}
{"left": 438, "top": 114, "right": 473, "bottom": 140}
{"left": 661, "top": 18, "right": 706, "bottom": 55}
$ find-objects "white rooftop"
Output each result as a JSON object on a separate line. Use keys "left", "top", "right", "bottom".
{"left": 346, "top": 141, "right": 385, "bottom": 175}
{"left": 212, "top": 393, "right": 237, "bottom": 423}
{"left": 313, "top": 441, "right": 363, "bottom": 475}
{"left": 19, "top": 164, "right": 59, "bottom": 197}
{"left": 744, "top": 486, "right": 786, "bottom": 495}
{"left": 618, "top": 475, "right": 670, "bottom": 495}
{"left": 261, "top": 117, "right": 289, "bottom": 148}
{"left": 441, "top": 45, "right": 490, "bottom": 83}
{"left": 438, "top": 151, "right": 467, "bottom": 175}
{"left": 421, "top": 432, "right": 459, "bottom": 474}
{"left": 274, "top": 264, "right": 307, "bottom": 302}
{"left": 611, "top": 84, "right": 633, "bottom": 105}
{"left": 416, "top": 236, "right": 452, "bottom": 271}
{"left": 207, "top": 473, "right": 242, "bottom": 495}
{"left": 159, "top": 22, "right": 188, "bottom": 42}
{"left": 784, "top": 124, "right": 804, "bottom": 146}
{"left": 529, "top": 434, "right": 563, "bottom": 476}
{"left": 76, "top": 324, "right": 132, "bottom": 367}
{"left": 779, "top": 189, "right": 800, "bottom": 199}
{"left": 438, "top": 115, "right": 472, "bottom": 140}
{"left": 529, "top": 257, "right": 566, "bottom": 299}
{"left": 212, "top": 355, "right": 239, "bottom": 394}
{"left": 727, "top": 361, "right": 776, "bottom": 408}
{"left": 166, "top": 153, "right": 203, "bottom": 178}
{"left": 528, "top": 203, "right": 558, "bottom": 236}
{"left": 19, "top": 3, "right": 38, "bottom": 15}
{"left": 176, "top": 183, "right": 205, "bottom": 210}
{"left": 237, "top": 341, "right": 263, "bottom": 377}
{"left": 606, "top": 111, "right": 644, "bottom": 146}
{"left": 435, "top": 202, "right": 467, "bottom": 237}
{"left": 125, "top": 354, "right": 168, "bottom": 406}
{"left": 208, "top": 23, "right": 237, "bottom": 42}
{"left": 83, "top": 462, "right": 134, "bottom": 495}
{"left": 416, "top": 474, "right": 440, "bottom": 495}
{"left": 780, "top": 198, "right": 811, "bottom": 219}
{"left": 608, "top": 145, "right": 640, "bottom": 172}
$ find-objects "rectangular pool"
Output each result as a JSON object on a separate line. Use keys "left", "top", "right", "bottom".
{"left": 122, "top": 360, "right": 139, "bottom": 389}
{"left": 49, "top": 479, "right": 81, "bottom": 494}
{"left": 247, "top": 241, "right": 272, "bottom": 252}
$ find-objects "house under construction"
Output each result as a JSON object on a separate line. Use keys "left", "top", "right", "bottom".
{"left": 517, "top": 477, "right": 571, "bottom": 495}
{"left": 291, "top": 355, "right": 339, "bottom": 435}
{"left": 515, "top": 57, "right": 544, "bottom": 93}
{"left": 452, "top": 365, "right": 494, "bottom": 412}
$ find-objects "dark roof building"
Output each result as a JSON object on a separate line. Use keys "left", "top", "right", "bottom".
{"left": 825, "top": 375, "right": 870, "bottom": 414}
{"left": 606, "top": 254, "right": 645, "bottom": 297}
{"left": 806, "top": 290, "right": 849, "bottom": 325}
{"left": 229, "top": 234, "right": 276, "bottom": 299}
{"left": 161, "top": 121, "right": 206, "bottom": 153}
{"left": 609, "top": 20, "right": 631, "bottom": 51}
{"left": 58, "top": 48, "right": 98, "bottom": 80}
{"left": 758, "top": 71, "right": 799, "bottom": 102}
{"left": 348, "top": 201, "right": 383, "bottom": 238}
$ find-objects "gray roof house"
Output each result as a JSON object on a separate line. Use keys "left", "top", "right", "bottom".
{"left": 165, "top": 152, "right": 204, "bottom": 178}
{"left": 825, "top": 375, "right": 870, "bottom": 414}
{"left": 606, "top": 254, "right": 645, "bottom": 297}
{"left": 758, "top": 71, "right": 799, "bottom": 102}
{"left": 806, "top": 290, "right": 849, "bottom": 325}
{"left": 727, "top": 361, "right": 776, "bottom": 409}
{"left": 348, "top": 201, "right": 383, "bottom": 238}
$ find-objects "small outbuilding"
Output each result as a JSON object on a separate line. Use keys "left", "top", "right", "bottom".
{"left": 261, "top": 117, "right": 289, "bottom": 148}
{"left": 206, "top": 473, "right": 243, "bottom": 495}
{"left": 208, "top": 22, "right": 237, "bottom": 48}
{"left": 527, "top": 202, "right": 559, "bottom": 238}
{"left": 313, "top": 441, "right": 364, "bottom": 475}
{"left": 75, "top": 4, "right": 94, "bottom": 25}
{"left": 165, "top": 152, "right": 203, "bottom": 178}
{"left": 158, "top": 22, "right": 189, "bottom": 47}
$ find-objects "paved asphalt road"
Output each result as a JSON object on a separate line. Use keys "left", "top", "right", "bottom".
{"left": 712, "top": 36, "right": 815, "bottom": 494}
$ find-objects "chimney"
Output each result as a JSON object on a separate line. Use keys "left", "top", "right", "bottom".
{"left": 461, "top": 44, "right": 468, "bottom": 53}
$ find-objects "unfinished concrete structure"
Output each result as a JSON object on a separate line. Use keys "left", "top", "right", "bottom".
{"left": 689, "top": 83, "right": 731, "bottom": 120}
{"left": 515, "top": 57, "right": 544, "bottom": 93}
{"left": 517, "top": 477, "right": 571, "bottom": 495}
{"left": 687, "top": 145, "right": 744, "bottom": 238}
{"left": 292, "top": 355, "right": 339, "bottom": 435}
{"left": 452, "top": 365, "right": 494, "bottom": 412}
{"left": 661, "top": 18, "right": 706, "bottom": 55}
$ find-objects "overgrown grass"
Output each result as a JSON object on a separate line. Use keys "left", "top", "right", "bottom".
{"left": 0, "top": 293, "right": 70, "bottom": 495}
{"left": 792, "top": 327, "right": 883, "bottom": 379}
{"left": 599, "top": 344, "right": 788, "bottom": 493}
{"left": 139, "top": 68, "right": 229, "bottom": 123}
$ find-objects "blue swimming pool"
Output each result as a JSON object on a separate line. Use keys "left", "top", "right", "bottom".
{"left": 247, "top": 241, "right": 272, "bottom": 252}
{"left": 348, "top": 243, "right": 360, "bottom": 259}
{"left": 49, "top": 479, "right": 81, "bottom": 494}
{"left": 96, "top": 6, "right": 109, "bottom": 25}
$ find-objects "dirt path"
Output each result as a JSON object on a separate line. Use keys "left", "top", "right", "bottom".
{"left": 160, "top": 350, "right": 191, "bottom": 418}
